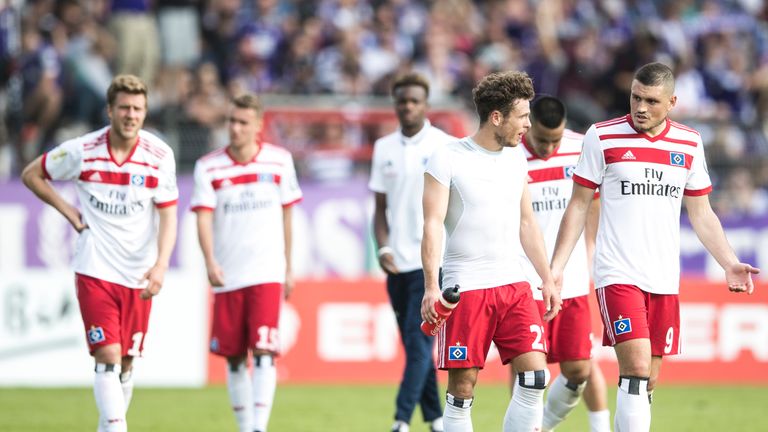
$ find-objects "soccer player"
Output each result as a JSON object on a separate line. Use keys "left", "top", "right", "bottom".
{"left": 520, "top": 95, "right": 610, "bottom": 432}
{"left": 369, "top": 72, "right": 455, "bottom": 432}
{"left": 21, "top": 74, "right": 178, "bottom": 432}
{"left": 191, "top": 93, "right": 302, "bottom": 432}
{"left": 421, "top": 71, "right": 561, "bottom": 432}
{"left": 550, "top": 62, "right": 760, "bottom": 431}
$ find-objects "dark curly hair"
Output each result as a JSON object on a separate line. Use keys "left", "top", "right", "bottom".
{"left": 472, "top": 71, "right": 534, "bottom": 124}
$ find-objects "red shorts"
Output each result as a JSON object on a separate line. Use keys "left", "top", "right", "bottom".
{"left": 210, "top": 283, "right": 283, "bottom": 357}
{"left": 75, "top": 273, "right": 152, "bottom": 357}
{"left": 536, "top": 295, "right": 592, "bottom": 363}
{"left": 437, "top": 282, "right": 546, "bottom": 369}
{"left": 596, "top": 284, "right": 680, "bottom": 356}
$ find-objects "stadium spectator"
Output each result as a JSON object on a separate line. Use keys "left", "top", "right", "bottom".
{"left": 421, "top": 70, "right": 560, "bottom": 431}
{"left": 191, "top": 92, "right": 302, "bottom": 432}
{"left": 369, "top": 72, "right": 454, "bottom": 432}
{"left": 550, "top": 62, "right": 760, "bottom": 432}
{"left": 519, "top": 95, "right": 610, "bottom": 432}
{"left": 20, "top": 74, "right": 178, "bottom": 432}
{"left": 107, "top": 0, "right": 159, "bottom": 86}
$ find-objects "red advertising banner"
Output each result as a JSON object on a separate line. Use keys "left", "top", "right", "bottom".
{"left": 208, "top": 278, "right": 768, "bottom": 384}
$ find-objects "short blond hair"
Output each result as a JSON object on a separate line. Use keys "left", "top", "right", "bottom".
{"left": 106, "top": 74, "right": 148, "bottom": 106}
{"left": 232, "top": 93, "right": 262, "bottom": 116}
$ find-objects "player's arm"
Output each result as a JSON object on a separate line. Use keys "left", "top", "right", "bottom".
{"left": 520, "top": 180, "right": 560, "bottom": 321}
{"left": 584, "top": 196, "right": 600, "bottom": 278}
{"left": 141, "top": 204, "right": 177, "bottom": 299}
{"left": 373, "top": 192, "right": 398, "bottom": 275}
{"left": 420, "top": 173, "right": 448, "bottom": 324}
{"left": 283, "top": 205, "right": 295, "bottom": 299}
{"left": 195, "top": 209, "right": 225, "bottom": 287}
{"left": 551, "top": 183, "right": 595, "bottom": 289}
{"left": 684, "top": 194, "right": 760, "bottom": 294}
{"left": 21, "top": 155, "right": 87, "bottom": 232}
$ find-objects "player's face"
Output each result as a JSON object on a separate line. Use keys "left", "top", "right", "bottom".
{"left": 228, "top": 106, "right": 262, "bottom": 149}
{"left": 527, "top": 120, "right": 565, "bottom": 159}
{"left": 393, "top": 85, "right": 428, "bottom": 132}
{"left": 629, "top": 80, "right": 676, "bottom": 137}
{"left": 107, "top": 92, "right": 147, "bottom": 141}
{"left": 493, "top": 99, "right": 531, "bottom": 148}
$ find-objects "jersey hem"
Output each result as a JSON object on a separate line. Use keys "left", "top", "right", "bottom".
{"left": 683, "top": 186, "right": 712, "bottom": 196}
{"left": 155, "top": 199, "right": 178, "bottom": 208}
{"left": 573, "top": 174, "right": 599, "bottom": 189}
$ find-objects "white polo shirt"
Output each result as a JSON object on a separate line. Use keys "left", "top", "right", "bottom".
{"left": 521, "top": 130, "right": 591, "bottom": 300}
{"left": 368, "top": 120, "right": 455, "bottom": 272}
{"left": 425, "top": 137, "right": 528, "bottom": 292}
{"left": 42, "top": 126, "right": 178, "bottom": 288}
{"left": 574, "top": 115, "right": 711, "bottom": 295}
{"left": 190, "top": 143, "right": 303, "bottom": 293}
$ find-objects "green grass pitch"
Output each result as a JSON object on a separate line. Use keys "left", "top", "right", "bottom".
{"left": 0, "top": 384, "right": 764, "bottom": 431}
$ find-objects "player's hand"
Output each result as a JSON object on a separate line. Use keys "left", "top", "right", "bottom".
{"left": 421, "top": 285, "right": 441, "bottom": 324}
{"left": 67, "top": 206, "right": 88, "bottom": 233}
{"left": 140, "top": 263, "right": 167, "bottom": 300}
{"left": 378, "top": 252, "right": 399, "bottom": 275}
{"left": 726, "top": 262, "right": 760, "bottom": 295}
{"left": 541, "top": 278, "right": 562, "bottom": 322}
{"left": 205, "top": 260, "right": 225, "bottom": 287}
{"left": 284, "top": 271, "right": 295, "bottom": 300}
{"left": 550, "top": 266, "right": 564, "bottom": 296}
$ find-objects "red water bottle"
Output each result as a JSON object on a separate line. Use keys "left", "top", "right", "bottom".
{"left": 421, "top": 284, "right": 461, "bottom": 336}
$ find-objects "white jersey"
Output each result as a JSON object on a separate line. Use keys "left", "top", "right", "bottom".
{"left": 368, "top": 120, "right": 455, "bottom": 272}
{"left": 425, "top": 137, "right": 528, "bottom": 292}
{"left": 42, "top": 126, "right": 178, "bottom": 288}
{"left": 574, "top": 115, "right": 712, "bottom": 294}
{"left": 521, "top": 130, "right": 591, "bottom": 300}
{"left": 190, "top": 144, "right": 303, "bottom": 293}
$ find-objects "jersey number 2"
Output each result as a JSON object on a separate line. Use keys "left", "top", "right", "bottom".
{"left": 530, "top": 325, "right": 546, "bottom": 350}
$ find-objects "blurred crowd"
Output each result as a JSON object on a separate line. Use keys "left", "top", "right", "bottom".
{"left": 1, "top": 0, "right": 767, "bottom": 216}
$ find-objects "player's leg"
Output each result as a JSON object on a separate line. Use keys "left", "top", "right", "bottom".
{"left": 246, "top": 283, "right": 283, "bottom": 432}
{"left": 613, "top": 339, "right": 652, "bottom": 432}
{"left": 647, "top": 356, "right": 662, "bottom": 405}
{"left": 117, "top": 286, "right": 151, "bottom": 416}
{"left": 582, "top": 359, "right": 610, "bottom": 432}
{"left": 541, "top": 295, "right": 594, "bottom": 431}
{"left": 445, "top": 368, "right": 478, "bottom": 432}
{"left": 211, "top": 289, "right": 252, "bottom": 432}
{"left": 387, "top": 271, "right": 419, "bottom": 431}
{"left": 542, "top": 359, "right": 590, "bottom": 431}
{"left": 507, "top": 351, "right": 549, "bottom": 432}
{"left": 392, "top": 270, "right": 442, "bottom": 431}
{"left": 437, "top": 288, "right": 495, "bottom": 432}
{"left": 76, "top": 274, "right": 127, "bottom": 432}
{"left": 495, "top": 282, "right": 550, "bottom": 432}
{"left": 646, "top": 292, "right": 680, "bottom": 407}
{"left": 597, "top": 285, "right": 652, "bottom": 432}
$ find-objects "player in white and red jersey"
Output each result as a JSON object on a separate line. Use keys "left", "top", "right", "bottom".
{"left": 519, "top": 96, "right": 609, "bottom": 432}
{"left": 550, "top": 63, "right": 760, "bottom": 432}
{"left": 421, "top": 71, "right": 560, "bottom": 432}
{"left": 369, "top": 72, "right": 453, "bottom": 432}
{"left": 191, "top": 93, "right": 302, "bottom": 432}
{"left": 21, "top": 74, "right": 178, "bottom": 432}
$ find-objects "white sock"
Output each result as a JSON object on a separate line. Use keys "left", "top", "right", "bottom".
{"left": 588, "top": 409, "right": 611, "bottom": 432}
{"left": 444, "top": 393, "right": 473, "bottom": 432}
{"left": 227, "top": 362, "right": 253, "bottom": 432}
{"left": 392, "top": 420, "right": 410, "bottom": 431}
{"left": 94, "top": 363, "right": 127, "bottom": 432}
{"left": 431, "top": 417, "right": 444, "bottom": 431}
{"left": 119, "top": 370, "right": 134, "bottom": 414}
{"left": 252, "top": 355, "right": 277, "bottom": 432}
{"left": 615, "top": 376, "right": 650, "bottom": 432}
{"left": 542, "top": 374, "right": 586, "bottom": 431}
{"left": 504, "top": 370, "right": 548, "bottom": 432}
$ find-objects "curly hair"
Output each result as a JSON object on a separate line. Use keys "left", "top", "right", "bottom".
{"left": 106, "top": 74, "right": 148, "bottom": 106}
{"left": 472, "top": 71, "right": 534, "bottom": 124}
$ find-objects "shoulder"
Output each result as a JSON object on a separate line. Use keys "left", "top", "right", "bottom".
{"left": 559, "top": 129, "right": 585, "bottom": 152}
{"left": 427, "top": 126, "right": 457, "bottom": 143}
{"left": 594, "top": 115, "right": 632, "bottom": 131}
{"left": 667, "top": 120, "right": 702, "bottom": 148}
{"left": 195, "top": 148, "right": 228, "bottom": 171}
{"left": 260, "top": 142, "right": 295, "bottom": 164}
{"left": 373, "top": 131, "right": 400, "bottom": 149}
{"left": 138, "top": 129, "right": 174, "bottom": 161}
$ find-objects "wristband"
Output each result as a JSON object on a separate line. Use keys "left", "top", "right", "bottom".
{"left": 377, "top": 246, "right": 394, "bottom": 258}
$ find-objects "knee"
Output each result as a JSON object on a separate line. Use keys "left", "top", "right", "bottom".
{"left": 448, "top": 374, "right": 477, "bottom": 398}
{"left": 560, "top": 362, "right": 591, "bottom": 385}
{"left": 620, "top": 358, "right": 651, "bottom": 378}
